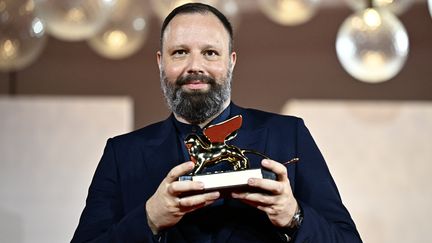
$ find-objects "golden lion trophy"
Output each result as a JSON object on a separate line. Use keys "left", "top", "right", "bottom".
{"left": 179, "top": 115, "right": 277, "bottom": 194}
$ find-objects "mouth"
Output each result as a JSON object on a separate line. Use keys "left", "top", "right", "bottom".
{"left": 182, "top": 80, "right": 209, "bottom": 90}
{"left": 176, "top": 74, "right": 215, "bottom": 91}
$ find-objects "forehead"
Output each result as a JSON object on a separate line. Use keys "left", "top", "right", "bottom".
{"left": 162, "top": 13, "right": 230, "bottom": 48}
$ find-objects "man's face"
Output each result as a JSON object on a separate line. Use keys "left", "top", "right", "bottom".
{"left": 158, "top": 13, "right": 236, "bottom": 125}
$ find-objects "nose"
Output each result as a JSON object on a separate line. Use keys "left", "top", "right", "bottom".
{"left": 186, "top": 53, "right": 204, "bottom": 74}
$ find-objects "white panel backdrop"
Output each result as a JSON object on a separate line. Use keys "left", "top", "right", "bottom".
{"left": 0, "top": 96, "right": 133, "bottom": 243}
{"left": 282, "top": 100, "right": 432, "bottom": 243}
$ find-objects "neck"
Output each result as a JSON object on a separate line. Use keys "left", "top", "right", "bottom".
{"left": 174, "top": 99, "right": 231, "bottom": 128}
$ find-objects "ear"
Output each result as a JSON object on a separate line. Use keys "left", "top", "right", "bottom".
{"left": 230, "top": 51, "right": 237, "bottom": 72}
{"left": 157, "top": 51, "right": 162, "bottom": 71}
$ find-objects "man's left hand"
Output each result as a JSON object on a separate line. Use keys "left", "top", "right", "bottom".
{"left": 231, "top": 159, "right": 298, "bottom": 228}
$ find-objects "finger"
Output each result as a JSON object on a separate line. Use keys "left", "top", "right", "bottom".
{"left": 231, "top": 191, "right": 275, "bottom": 206}
{"left": 165, "top": 161, "right": 195, "bottom": 183}
{"left": 168, "top": 180, "right": 204, "bottom": 195}
{"left": 179, "top": 191, "right": 220, "bottom": 208}
{"left": 247, "top": 178, "right": 284, "bottom": 195}
{"left": 178, "top": 198, "right": 220, "bottom": 214}
{"left": 262, "top": 159, "right": 288, "bottom": 182}
{"left": 257, "top": 205, "right": 278, "bottom": 215}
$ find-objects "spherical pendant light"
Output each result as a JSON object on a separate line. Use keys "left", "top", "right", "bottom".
{"left": 34, "top": 0, "right": 116, "bottom": 41}
{"left": 0, "top": 0, "right": 47, "bottom": 71}
{"left": 336, "top": 8, "right": 409, "bottom": 83}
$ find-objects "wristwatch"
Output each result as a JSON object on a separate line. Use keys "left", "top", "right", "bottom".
{"left": 288, "top": 205, "right": 303, "bottom": 229}
{"left": 279, "top": 205, "right": 304, "bottom": 242}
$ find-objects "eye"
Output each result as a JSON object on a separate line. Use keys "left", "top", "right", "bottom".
{"left": 204, "top": 50, "right": 219, "bottom": 57}
{"left": 172, "top": 49, "right": 187, "bottom": 57}
{"left": 204, "top": 50, "right": 219, "bottom": 56}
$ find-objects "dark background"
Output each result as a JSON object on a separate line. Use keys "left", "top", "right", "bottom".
{"left": 1, "top": 3, "right": 431, "bottom": 129}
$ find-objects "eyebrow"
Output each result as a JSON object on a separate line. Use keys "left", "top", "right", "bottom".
{"left": 201, "top": 44, "right": 222, "bottom": 50}
{"left": 165, "top": 43, "right": 224, "bottom": 54}
{"left": 168, "top": 45, "right": 188, "bottom": 50}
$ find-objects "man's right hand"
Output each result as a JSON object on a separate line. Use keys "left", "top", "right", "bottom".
{"left": 145, "top": 161, "right": 220, "bottom": 234}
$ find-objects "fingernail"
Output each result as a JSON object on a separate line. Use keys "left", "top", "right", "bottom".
{"left": 262, "top": 159, "right": 270, "bottom": 165}
{"left": 248, "top": 178, "right": 255, "bottom": 185}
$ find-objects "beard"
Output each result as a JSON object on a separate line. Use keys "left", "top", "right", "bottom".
{"left": 160, "top": 67, "right": 232, "bottom": 125}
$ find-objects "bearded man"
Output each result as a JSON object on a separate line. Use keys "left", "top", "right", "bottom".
{"left": 72, "top": 3, "right": 362, "bottom": 243}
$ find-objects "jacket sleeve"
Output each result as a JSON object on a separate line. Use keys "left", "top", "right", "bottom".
{"left": 71, "top": 139, "right": 157, "bottom": 243}
{"left": 292, "top": 118, "right": 362, "bottom": 243}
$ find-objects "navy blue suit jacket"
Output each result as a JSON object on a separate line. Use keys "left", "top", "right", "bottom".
{"left": 72, "top": 104, "right": 362, "bottom": 242}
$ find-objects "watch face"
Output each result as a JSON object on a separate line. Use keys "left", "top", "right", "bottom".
{"left": 291, "top": 206, "right": 303, "bottom": 228}
{"left": 294, "top": 213, "right": 303, "bottom": 227}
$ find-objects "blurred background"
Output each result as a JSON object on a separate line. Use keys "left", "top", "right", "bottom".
{"left": 0, "top": 0, "right": 431, "bottom": 242}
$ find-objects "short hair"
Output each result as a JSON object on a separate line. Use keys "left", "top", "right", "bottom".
{"left": 160, "top": 2, "right": 234, "bottom": 52}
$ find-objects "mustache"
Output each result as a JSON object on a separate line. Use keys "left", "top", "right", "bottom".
{"left": 176, "top": 74, "right": 216, "bottom": 86}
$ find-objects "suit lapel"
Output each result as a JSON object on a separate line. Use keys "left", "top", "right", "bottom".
{"left": 230, "top": 104, "right": 268, "bottom": 169}
{"left": 141, "top": 116, "right": 182, "bottom": 190}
